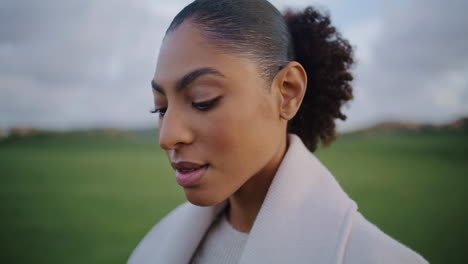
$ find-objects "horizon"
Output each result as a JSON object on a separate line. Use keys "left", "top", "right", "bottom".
{"left": 1, "top": 116, "right": 466, "bottom": 135}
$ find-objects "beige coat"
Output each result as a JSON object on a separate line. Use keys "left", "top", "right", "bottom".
{"left": 128, "top": 134, "right": 428, "bottom": 264}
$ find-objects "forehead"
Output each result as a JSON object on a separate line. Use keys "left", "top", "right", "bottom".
{"left": 154, "top": 22, "right": 259, "bottom": 86}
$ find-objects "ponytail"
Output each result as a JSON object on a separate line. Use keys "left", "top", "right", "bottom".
{"left": 284, "top": 7, "right": 354, "bottom": 152}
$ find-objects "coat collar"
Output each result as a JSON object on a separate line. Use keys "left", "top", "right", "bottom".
{"left": 152, "top": 134, "right": 357, "bottom": 263}
{"left": 239, "top": 133, "right": 357, "bottom": 263}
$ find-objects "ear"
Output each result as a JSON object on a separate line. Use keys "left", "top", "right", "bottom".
{"left": 272, "top": 61, "right": 307, "bottom": 121}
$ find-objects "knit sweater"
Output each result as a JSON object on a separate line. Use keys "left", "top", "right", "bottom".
{"left": 190, "top": 211, "right": 248, "bottom": 264}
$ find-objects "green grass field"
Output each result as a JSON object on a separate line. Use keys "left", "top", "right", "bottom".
{"left": 1, "top": 130, "right": 466, "bottom": 263}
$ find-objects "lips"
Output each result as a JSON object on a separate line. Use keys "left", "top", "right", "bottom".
{"left": 171, "top": 161, "right": 209, "bottom": 187}
{"left": 172, "top": 161, "right": 208, "bottom": 171}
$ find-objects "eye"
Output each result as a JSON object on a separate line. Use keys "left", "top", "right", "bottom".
{"left": 192, "top": 96, "right": 222, "bottom": 111}
{"left": 150, "top": 107, "right": 167, "bottom": 118}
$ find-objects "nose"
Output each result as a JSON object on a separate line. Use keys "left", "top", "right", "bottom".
{"left": 158, "top": 107, "right": 194, "bottom": 151}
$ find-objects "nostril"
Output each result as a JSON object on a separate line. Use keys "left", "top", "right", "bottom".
{"left": 159, "top": 138, "right": 174, "bottom": 151}
{"left": 159, "top": 134, "right": 192, "bottom": 150}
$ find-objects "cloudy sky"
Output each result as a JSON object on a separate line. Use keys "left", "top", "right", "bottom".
{"left": 1, "top": 0, "right": 467, "bottom": 131}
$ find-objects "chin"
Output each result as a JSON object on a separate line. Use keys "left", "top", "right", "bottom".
{"left": 184, "top": 188, "right": 227, "bottom": 207}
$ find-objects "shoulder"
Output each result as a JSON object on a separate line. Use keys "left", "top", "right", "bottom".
{"left": 127, "top": 202, "right": 191, "bottom": 264}
{"left": 344, "top": 212, "right": 428, "bottom": 264}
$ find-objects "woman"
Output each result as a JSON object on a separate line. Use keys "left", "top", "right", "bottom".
{"left": 129, "top": 0, "right": 428, "bottom": 263}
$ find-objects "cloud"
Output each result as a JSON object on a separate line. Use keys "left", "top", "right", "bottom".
{"left": 339, "top": 0, "right": 468, "bottom": 130}
{"left": 1, "top": 0, "right": 467, "bottom": 131}
{"left": 0, "top": 0, "right": 175, "bottom": 129}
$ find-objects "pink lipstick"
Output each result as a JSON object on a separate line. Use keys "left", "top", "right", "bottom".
{"left": 172, "top": 162, "right": 209, "bottom": 187}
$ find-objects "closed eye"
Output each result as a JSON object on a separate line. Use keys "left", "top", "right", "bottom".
{"left": 150, "top": 96, "right": 222, "bottom": 118}
{"left": 150, "top": 108, "right": 167, "bottom": 118}
{"left": 192, "top": 96, "right": 223, "bottom": 111}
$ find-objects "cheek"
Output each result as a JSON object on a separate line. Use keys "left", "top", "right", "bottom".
{"left": 202, "top": 111, "right": 239, "bottom": 158}
{"left": 197, "top": 100, "right": 272, "bottom": 171}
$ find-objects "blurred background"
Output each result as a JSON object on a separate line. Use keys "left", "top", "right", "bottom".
{"left": 0, "top": 0, "right": 467, "bottom": 263}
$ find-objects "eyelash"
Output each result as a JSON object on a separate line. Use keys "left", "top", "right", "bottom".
{"left": 150, "top": 96, "right": 222, "bottom": 118}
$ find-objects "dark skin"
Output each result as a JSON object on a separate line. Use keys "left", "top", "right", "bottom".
{"left": 152, "top": 21, "right": 307, "bottom": 233}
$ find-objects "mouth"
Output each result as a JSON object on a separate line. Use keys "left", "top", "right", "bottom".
{"left": 172, "top": 162, "right": 210, "bottom": 187}
{"left": 177, "top": 164, "right": 209, "bottom": 173}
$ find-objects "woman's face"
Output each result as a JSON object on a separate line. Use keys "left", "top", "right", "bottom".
{"left": 152, "top": 22, "right": 287, "bottom": 206}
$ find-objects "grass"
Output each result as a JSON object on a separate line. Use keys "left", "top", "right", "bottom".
{"left": 0, "top": 130, "right": 466, "bottom": 263}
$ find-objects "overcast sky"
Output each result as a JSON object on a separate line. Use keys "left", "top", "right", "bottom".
{"left": 1, "top": 0, "right": 467, "bottom": 131}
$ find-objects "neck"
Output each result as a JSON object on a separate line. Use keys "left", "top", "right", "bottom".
{"left": 226, "top": 135, "right": 288, "bottom": 233}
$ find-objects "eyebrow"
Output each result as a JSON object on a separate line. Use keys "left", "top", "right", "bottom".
{"left": 151, "top": 67, "right": 226, "bottom": 94}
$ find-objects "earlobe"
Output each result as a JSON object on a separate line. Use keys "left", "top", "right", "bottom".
{"left": 275, "top": 61, "right": 307, "bottom": 121}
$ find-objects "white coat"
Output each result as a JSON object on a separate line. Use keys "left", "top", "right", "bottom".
{"left": 128, "top": 134, "right": 428, "bottom": 264}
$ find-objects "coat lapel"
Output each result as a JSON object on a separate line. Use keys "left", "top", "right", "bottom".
{"left": 239, "top": 134, "right": 357, "bottom": 264}
{"left": 155, "top": 200, "right": 228, "bottom": 263}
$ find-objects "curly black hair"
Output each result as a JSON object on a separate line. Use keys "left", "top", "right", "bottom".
{"left": 284, "top": 7, "right": 354, "bottom": 152}
{"left": 166, "top": 0, "right": 354, "bottom": 152}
